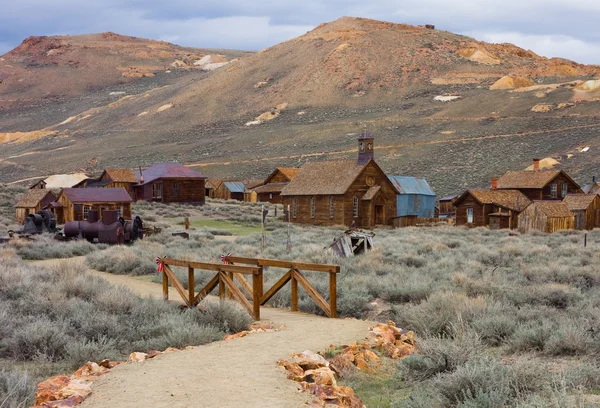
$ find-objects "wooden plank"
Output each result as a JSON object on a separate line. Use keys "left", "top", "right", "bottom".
{"left": 252, "top": 272, "right": 262, "bottom": 320}
{"left": 162, "top": 258, "right": 261, "bottom": 275}
{"left": 294, "top": 270, "right": 331, "bottom": 317}
{"left": 226, "top": 256, "right": 340, "bottom": 273}
{"left": 188, "top": 267, "right": 195, "bottom": 305}
{"left": 228, "top": 271, "right": 234, "bottom": 299}
{"left": 162, "top": 268, "right": 169, "bottom": 301}
{"left": 219, "top": 274, "right": 225, "bottom": 298}
{"left": 220, "top": 272, "right": 254, "bottom": 318}
{"left": 291, "top": 273, "right": 298, "bottom": 312}
{"left": 329, "top": 272, "right": 337, "bottom": 318}
{"left": 261, "top": 270, "right": 292, "bottom": 305}
{"left": 233, "top": 273, "right": 253, "bottom": 299}
{"left": 163, "top": 265, "right": 191, "bottom": 307}
{"left": 193, "top": 274, "right": 220, "bottom": 304}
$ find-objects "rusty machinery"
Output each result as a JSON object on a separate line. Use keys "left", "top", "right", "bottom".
{"left": 63, "top": 210, "right": 143, "bottom": 244}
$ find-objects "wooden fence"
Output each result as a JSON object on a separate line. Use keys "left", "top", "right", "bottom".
{"left": 159, "top": 258, "right": 263, "bottom": 319}
{"left": 226, "top": 256, "right": 339, "bottom": 318}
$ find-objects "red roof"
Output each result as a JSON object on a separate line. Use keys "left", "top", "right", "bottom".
{"left": 61, "top": 188, "right": 133, "bottom": 203}
{"left": 138, "top": 162, "right": 206, "bottom": 185}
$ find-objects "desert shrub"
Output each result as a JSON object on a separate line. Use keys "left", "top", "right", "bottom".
{"left": 12, "top": 234, "right": 99, "bottom": 260}
{"left": 507, "top": 319, "right": 556, "bottom": 353}
{"left": 0, "top": 368, "right": 35, "bottom": 408}
{"left": 195, "top": 299, "right": 253, "bottom": 333}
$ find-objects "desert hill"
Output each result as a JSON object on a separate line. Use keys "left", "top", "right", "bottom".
{"left": 2, "top": 17, "right": 600, "bottom": 198}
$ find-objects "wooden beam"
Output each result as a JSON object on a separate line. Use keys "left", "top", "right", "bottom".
{"left": 252, "top": 271, "right": 262, "bottom": 320}
{"left": 162, "top": 268, "right": 169, "bottom": 301}
{"left": 291, "top": 272, "right": 298, "bottom": 312}
{"left": 260, "top": 270, "right": 292, "bottom": 305}
{"left": 329, "top": 272, "right": 337, "bottom": 318}
{"left": 294, "top": 270, "right": 331, "bottom": 317}
{"left": 193, "top": 274, "right": 220, "bottom": 304}
{"left": 163, "top": 265, "right": 191, "bottom": 307}
{"left": 228, "top": 271, "right": 234, "bottom": 299}
{"left": 233, "top": 273, "right": 253, "bottom": 299}
{"left": 225, "top": 256, "right": 340, "bottom": 273}
{"left": 188, "top": 267, "right": 195, "bottom": 305}
{"left": 161, "top": 258, "right": 261, "bottom": 275}
{"left": 219, "top": 272, "right": 255, "bottom": 318}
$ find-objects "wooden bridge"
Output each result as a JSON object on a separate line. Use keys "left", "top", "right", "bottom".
{"left": 158, "top": 256, "right": 340, "bottom": 319}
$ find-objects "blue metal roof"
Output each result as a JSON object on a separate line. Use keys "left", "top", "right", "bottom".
{"left": 388, "top": 176, "right": 435, "bottom": 196}
{"left": 223, "top": 181, "right": 246, "bottom": 193}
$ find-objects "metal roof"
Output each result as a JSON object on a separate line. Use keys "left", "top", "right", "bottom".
{"left": 223, "top": 181, "right": 246, "bottom": 193}
{"left": 388, "top": 176, "right": 435, "bottom": 196}
{"left": 137, "top": 162, "right": 206, "bottom": 185}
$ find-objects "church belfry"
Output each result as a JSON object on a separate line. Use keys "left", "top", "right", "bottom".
{"left": 357, "top": 131, "right": 374, "bottom": 165}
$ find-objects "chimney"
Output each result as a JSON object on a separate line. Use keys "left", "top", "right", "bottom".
{"left": 139, "top": 166, "right": 144, "bottom": 183}
{"left": 533, "top": 158, "right": 540, "bottom": 172}
{"left": 491, "top": 178, "right": 498, "bottom": 190}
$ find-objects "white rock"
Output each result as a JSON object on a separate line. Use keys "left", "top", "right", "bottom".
{"left": 109, "top": 91, "right": 126, "bottom": 96}
{"left": 434, "top": 95, "right": 461, "bottom": 102}
{"left": 245, "top": 120, "right": 263, "bottom": 126}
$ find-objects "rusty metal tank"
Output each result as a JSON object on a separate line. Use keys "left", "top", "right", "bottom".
{"left": 63, "top": 210, "right": 143, "bottom": 244}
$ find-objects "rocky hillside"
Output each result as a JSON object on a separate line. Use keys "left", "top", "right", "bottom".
{"left": 1, "top": 17, "right": 600, "bottom": 197}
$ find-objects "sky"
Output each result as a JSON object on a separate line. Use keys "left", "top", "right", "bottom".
{"left": 1, "top": 0, "right": 599, "bottom": 64}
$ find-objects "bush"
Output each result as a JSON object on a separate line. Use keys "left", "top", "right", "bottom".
{"left": 0, "top": 368, "right": 35, "bottom": 408}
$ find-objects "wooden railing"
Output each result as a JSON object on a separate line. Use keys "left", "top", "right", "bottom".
{"left": 226, "top": 256, "right": 339, "bottom": 318}
{"left": 159, "top": 258, "right": 263, "bottom": 320}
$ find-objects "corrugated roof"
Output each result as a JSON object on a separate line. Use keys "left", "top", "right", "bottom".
{"left": 281, "top": 160, "right": 367, "bottom": 196}
{"left": 223, "top": 181, "right": 246, "bottom": 193}
{"left": 497, "top": 170, "right": 561, "bottom": 189}
{"left": 440, "top": 195, "right": 458, "bottom": 202}
{"left": 252, "top": 182, "right": 288, "bottom": 194}
{"left": 531, "top": 201, "right": 574, "bottom": 217}
{"left": 362, "top": 186, "right": 381, "bottom": 201}
{"left": 104, "top": 169, "right": 138, "bottom": 183}
{"left": 16, "top": 190, "right": 56, "bottom": 208}
{"left": 61, "top": 188, "right": 133, "bottom": 203}
{"left": 458, "top": 189, "right": 531, "bottom": 212}
{"left": 137, "top": 163, "right": 206, "bottom": 185}
{"left": 563, "top": 194, "right": 599, "bottom": 211}
{"left": 388, "top": 176, "right": 435, "bottom": 196}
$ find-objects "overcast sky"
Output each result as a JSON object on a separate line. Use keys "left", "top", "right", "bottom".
{"left": 1, "top": 1, "right": 599, "bottom": 64}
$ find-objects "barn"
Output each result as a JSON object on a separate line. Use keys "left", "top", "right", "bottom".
{"left": 51, "top": 188, "right": 133, "bottom": 224}
{"left": 518, "top": 201, "right": 575, "bottom": 233}
{"left": 134, "top": 162, "right": 206, "bottom": 204}
{"left": 281, "top": 133, "right": 398, "bottom": 228}
{"left": 387, "top": 176, "right": 436, "bottom": 218}
{"left": 563, "top": 194, "right": 600, "bottom": 230}
{"left": 15, "top": 189, "right": 56, "bottom": 224}
{"left": 251, "top": 168, "right": 299, "bottom": 204}
{"left": 453, "top": 189, "right": 531, "bottom": 229}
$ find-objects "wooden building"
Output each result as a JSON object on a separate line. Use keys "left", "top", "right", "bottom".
{"left": 214, "top": 181, "right": 245, "bottom": 201}
{"left": 15, "top": 190, "right": 56, "bottom": 224}
{"left": 251, "top": 168, "right": 299, "bottom": 203}
{"left": 582, "top": 177, "right": 600, "bottom": 195}
{"left": 453, "top": 189, "right": 531, "bottom": 229}
{"left": 518, "top": 201, "right": 575, "bottom": 233}
{"left": 29, "top": 179, "right": 47, "bottom": 189}
{"left": 134, "top": 162, "right": 206, "bottom": 204}
{"left": 51, "top": 188, "right": 133, "bottom": 224}
{"left": 497, "top": 159, "right": 582, "bottom": 201}
{"left": 281, "top": 133, "right": 398, "bottom": 228}
{"left": 73, "top": 169, "right": 138, "bottom": 198}
{"left": 439, "top": 195, "right": 457, "bottom": 219}
{"left": 563, "top": 194, "right": 600, "bottom": 230}
{"left": 242, "top": 179, "right": 265, "bottom": 202}
{"left": 205, "top": 180, "right": 218, "bottom": 199}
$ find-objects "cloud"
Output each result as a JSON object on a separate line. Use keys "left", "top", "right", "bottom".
{"left": 0, "top": 0, "right": 599, "bottom": 64}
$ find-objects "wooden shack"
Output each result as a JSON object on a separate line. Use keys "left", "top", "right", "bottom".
{"left": 518, "top": 201, "right": 575, "bottom": 233}
{"left": 497, "top": 160, "right": 582, "bottom": 201}
{"left": 73, "top": 169, "right": 138, "bottom": 198}
{"left": 134, "top": 162, "right": 206, "bottom": 204}
{"left": 52, "top": 188, "right": 133, "bottom": 223}
{"left": 281, "top": 133, "right": 398, "bottom": 228}
{"left": 439, "top": 195, "right": 457, "bottom": 219}
{"left": 563, "top": 194, "right": 600, "bottom": 230}
{"left": 205, "top": 180, "right": 218, "bottom": 199}
{"left": 214, "top": 181, "right": 245, "bottom": 201}
{"left": 251, "top": 168, "right": 299, "bottom": 204}
{"left": 242, "top": 179, "right": 265, "bottom": 202}
{"left": 29, "top": 179, "right": 47, "bottom": 189}
{"left": 15, "top": 190, "right": 56, "bottom": 224}
{"left": 453, "top": 189, "right": 531, "bottom": 229}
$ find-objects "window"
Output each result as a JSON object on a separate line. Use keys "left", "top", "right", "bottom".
{"left": 467, "top": 208, "right": 473, "bottom": 223}
{"left": 153, "top": 183, "right": 162, "bottom": 199}
{"left": 83, "top": 205, "right": 90, "bottom": 220}
{"left": 172, "top": 183, "right": 179, "bottom": 196}
{"left": 353, "top": 196, "right": 359, "bottom": 217}
{"left": 551, "top": 183, "right": 557, "bottom": 198}
{"left": 311, "top": 197, "right": 316, "bottom": 218}
{"left": 292, "top": 198, "right": 297, "bottom": 218}
{"left": 269, "top": 193, "right": 273, "bottom": 200}
{"left": 117, "top": 206, "right": 122, "bottom": 218}
{"left": 330, "top": 196, "right": 335, "bottom": 219}
{"left": 561, "top": 183, "right": 568, "bottom": 198}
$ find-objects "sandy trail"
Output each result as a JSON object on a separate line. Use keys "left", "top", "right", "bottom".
{"left": 33, "top": 257, "right": 373, "bottom": 408}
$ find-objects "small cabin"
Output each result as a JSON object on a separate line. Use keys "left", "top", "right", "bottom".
{"left": 15, "top": 190, "right": 56, "bottom": 224}
{"left": 518, "top": 201, "right": 575, "bottom": 233}
{"left": 134, "top": 162, "right": 206, "bottom": 204}
{"left": 51, "top": 188, "right": 133, "bottom": 224}
{"left": 388, "top": 176, "right": 436, "bottom": 218}
{"left": 73, "top": 169, "right": 138, "bottom": 199}
{"left": 29, "top": 179, "right": 47, "bottom": 190}
{"left": 251, "top": 168, "right": 299, "bottom": 204}
{"left": 439, "top": 195, "right": 457, "bottom": 219}
{"left": 242, "top": 179, "right": 265, "bottom": 202}
{"left": 205, "top": 180, "right": 218, "bottom": 199}
{"left": 216, "top": 181, "right": 245, "bottom": 201}
{"left": 453, "top": 189, "right": 531, "bottom": 229}
{"left": 563, "top": 194, "right": 600, "bottom": 230}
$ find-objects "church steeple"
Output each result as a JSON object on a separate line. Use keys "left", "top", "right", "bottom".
{"left": 357, "top": 131, "right": 374, "bottom": 165}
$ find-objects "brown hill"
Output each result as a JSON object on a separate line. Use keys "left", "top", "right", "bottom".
{"left": 1, "top": 17, "right": 600, "bottom": 198}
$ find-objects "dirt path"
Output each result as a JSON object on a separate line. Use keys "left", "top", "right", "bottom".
{"left": 34, "top": 257, "right": 373, "bottom": 408}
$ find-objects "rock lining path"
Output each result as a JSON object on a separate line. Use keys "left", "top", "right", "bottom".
{"left": 35, "top": 257, "right": 373, "bottom": 408}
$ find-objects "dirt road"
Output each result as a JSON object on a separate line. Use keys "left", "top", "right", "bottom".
{"left": 35, "top": 258, "right": 373, "bottom": 408}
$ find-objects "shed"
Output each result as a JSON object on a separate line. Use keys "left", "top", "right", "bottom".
{"left": 222, "top": 182, "right": 246, "bottom": 201}
{"left": 388, "top": 176, "right": 436, "bottom": 218}
{"left": 563, "top": 194, "right": 600, "bottom": 230}
{"left": 29, "top": 179, "right": 47, "bottom": 189}
{"left": 52, "top": 188, "right": 133, "bottom": 224}
{"left": 439, "top": 195, "right": 457, "bottom": 219}
{"left": 15, "top": 190, "right": 56, "bottom": 224}
{"left": 517, "top": 201, "right": 575, "bottom": 233}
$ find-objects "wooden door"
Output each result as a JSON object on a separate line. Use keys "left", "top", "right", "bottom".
{"left": 374, "top": 205, "right": 384, "bottom": 225}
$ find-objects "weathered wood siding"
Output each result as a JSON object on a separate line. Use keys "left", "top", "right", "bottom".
{"left": 257, "top": 192, "right": 282, "bottom": 204}
{"left": 455, "top": 195, "right": 486, "bottom": 226}
{"left": 439, "top": 200, "right": 454, "bottom": 215}
{"left": 134, "top": 178, "right": 205, "bottom": 204}
{"left": 58, "top": 194, "right": 132, "bottom": 223}
{"left": 518, "top": 205, "right": 574, "bottom": 233}
{"left": 269, "top": 172, "right": 291, "bottom": 183}
{"left": 517, "top": 175, "right": 581, "bottom": 201}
